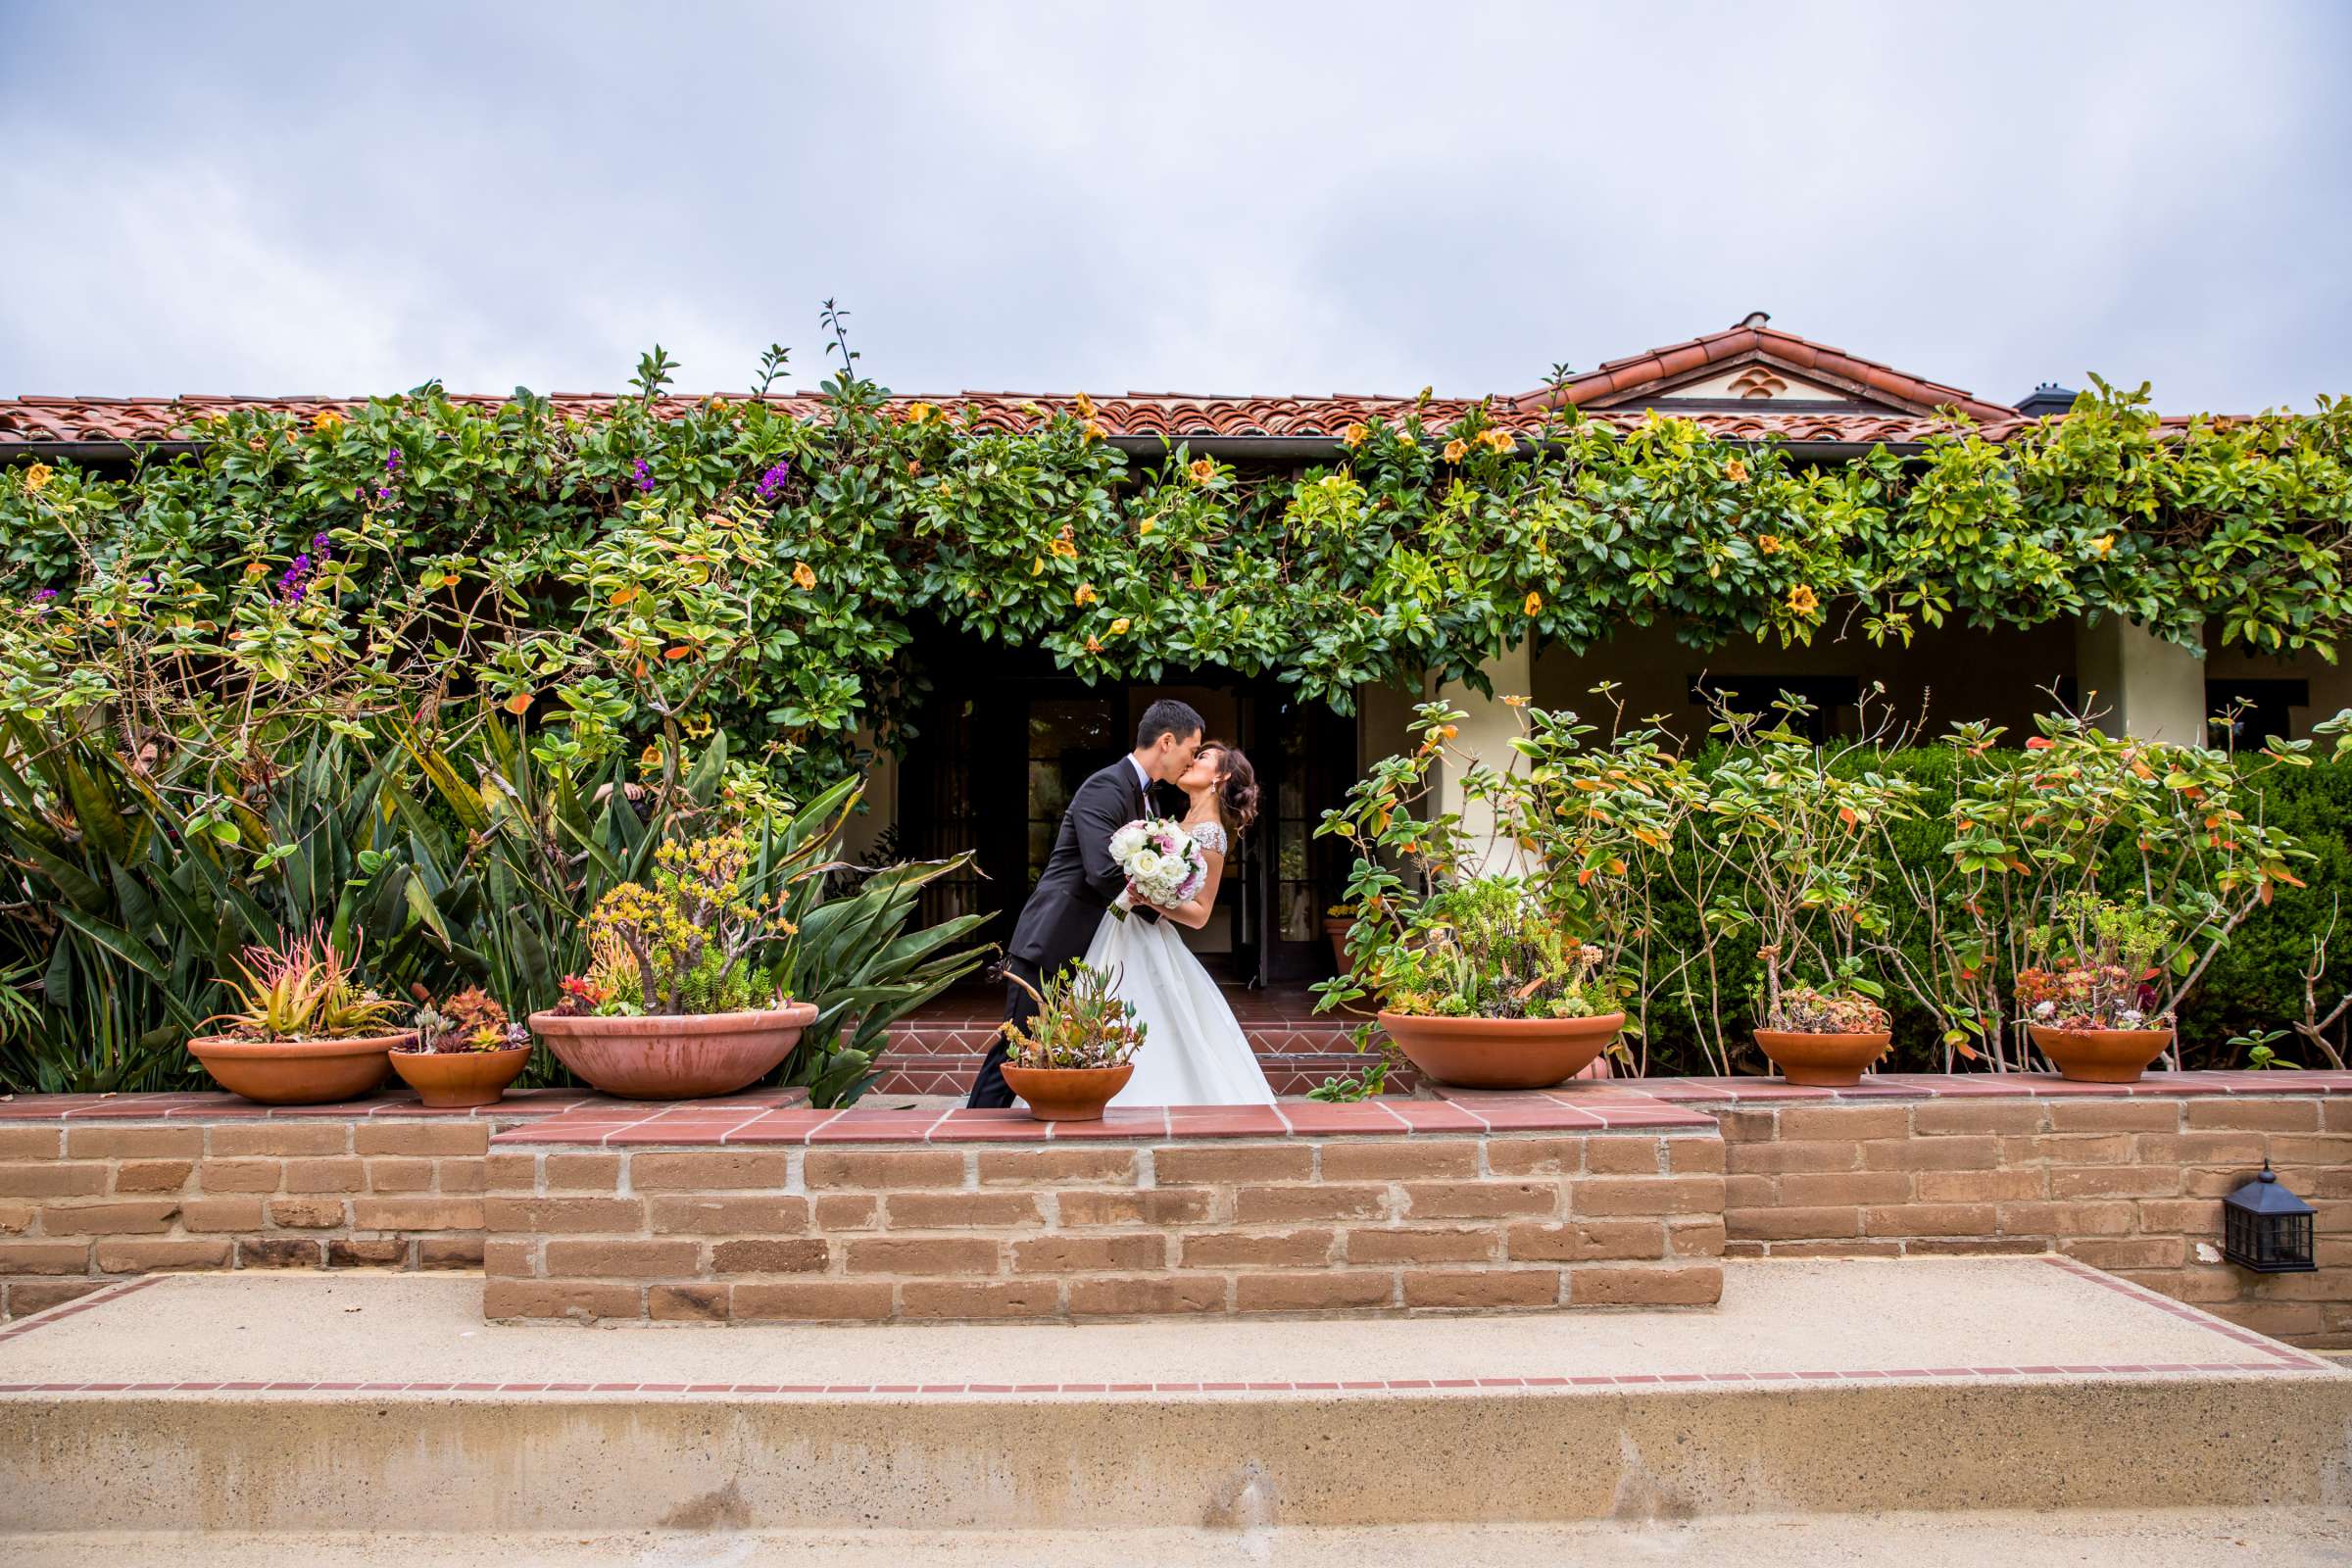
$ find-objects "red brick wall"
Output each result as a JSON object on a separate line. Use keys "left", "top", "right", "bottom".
{"left": 1718, "top": 1096, "right": 2352, "bottom": 1347}
{"left": 0, "top": 1119, "right": 490, "bottom": 1319}
{"left": 481, "top": 1132, "right": 1730, "bottom": 1323}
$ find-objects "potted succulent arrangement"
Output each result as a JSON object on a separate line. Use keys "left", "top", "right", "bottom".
{"left": 1315, "top": 700, "right": 1690, "bottom": 1090}
{"left": 187, "top": 927, "right": 413, "bottom": 1104}
{"left": 531, "top": 830, "right": 817, "bottom": 1100}
{"left": 1753, "top": 970, "right": 1894, "bottom": 1087}
{"left": 2016, "top": 893, "right": 2179, "bottom": 1083}
{"left": 389, "top": 987, "right": 534, "bottom": 1107}
{"left": 999, "top": 961, "right": 1146, "bottom": 1121}
{"left": 1370, "top": 877, "right": 1626, "bottom": 1089}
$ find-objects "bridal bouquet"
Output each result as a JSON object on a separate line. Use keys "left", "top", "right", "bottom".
{"left": 1107, "top": 817, "right": 1206, "bottom": 918}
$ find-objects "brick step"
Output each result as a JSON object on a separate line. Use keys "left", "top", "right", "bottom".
{"left": 3, "top": 1264, "right": 2344, "bottom": 1533}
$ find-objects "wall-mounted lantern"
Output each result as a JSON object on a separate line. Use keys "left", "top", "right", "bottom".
{"left": 2222, "top": 1161, "right": 2316, "bottom": 1274}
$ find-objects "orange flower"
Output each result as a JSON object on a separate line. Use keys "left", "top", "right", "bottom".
{"left": 1443, "top": 439, "right": 1468, "bottom": 463}
{"left": 311, "top": 411, "right": 345, "bottom": 433}
{"left": 1073, "top": 583, "right": 1097, "bottom": 607}
{"left": 1524, "top": 591, "right": 1543, "bottom": 615}
{"left": 1048, "top": 531, "right": 1079, "bottom": 560}
{"left": 1188, "top": 458, "right": 1217, "bottom": 485}
{"left": 1480, "top": 428, "right": 1515, "bottom": 455}
{"left": 792, "top": 561, "right": 817, "bottom": 591}
{"left": 1726, "top": 457, "right": 1749, "bottom": 483}
{"left": 1341, "top": 422, "right": 1368, "bottom": 449}
{"left": 1085, "top": 634, "right": 1103, "bottom": 654}
{"left": 1787, "top": 584, "right": 1820, "bottom": 616}
{"left": 1756, "top": 534, "right": 1783, "bottom": 554}
{"left": 243, "top": 561, "right": 269, "bottom": 578}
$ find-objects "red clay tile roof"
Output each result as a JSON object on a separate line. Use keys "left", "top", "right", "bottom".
{"left": 1525, "top": 314, "right": 2019, "bottom": 423}
{"left": 0, "top": 319, "right": 2050, "bottom": 452}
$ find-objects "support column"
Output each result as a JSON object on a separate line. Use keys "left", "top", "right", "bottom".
{"left": 1438, "top": 643, "right": 1532, "bottom": 877}
{"left": 840, "top": 737, "right": 898, "bottom": 862}
{"left": 2075, "top": 618, "right": 2208, "bottom": 745}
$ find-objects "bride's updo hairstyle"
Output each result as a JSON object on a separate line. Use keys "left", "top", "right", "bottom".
{"left": 1201, "top": 742, "right": 1260, "bottom": 837}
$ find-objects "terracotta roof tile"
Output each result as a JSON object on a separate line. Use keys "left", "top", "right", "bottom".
{"left": 0, "top": 321, "right": 2090, "bottom": 453}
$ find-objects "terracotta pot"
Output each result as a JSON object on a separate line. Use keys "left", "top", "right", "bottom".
{"left": 1001, "top": 1061, "right": 1136, "bottom": 1121}
{"left": 388, "top": 1043, "right": 532, "bottom": 1108}
{"left": 1323, "top": 916, "right": 1355, "bottom": 968}
{"left": 2029, "top": 1024, "right": 2174, "bottom": 1084}
{"left": 1377, "top": 1010, "right": 1624, "bottom": 1090}
{"left": 1754, "top": 1028, "right": 1891, "bottom": 1088}
{"left": 528, "top": 1004, "right": 817, "bottom": 1100}
{"left": 187, "top": 1031, "right": 409, "bottom": 1105}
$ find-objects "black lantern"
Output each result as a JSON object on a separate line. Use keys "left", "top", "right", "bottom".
{"left": 2221, "top": 1161, "right": 2316, "bottom": 1274}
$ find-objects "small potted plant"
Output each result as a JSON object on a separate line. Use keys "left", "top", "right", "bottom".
{"left": 1365, "top": 876, "right": 1626, "bottom": 1089}
{"left": 1323, "top": 903, "right": 1357, "bottom": 968}
{"left": 187, "top": 927, "right": 412, "bottom": 1104}
{"left": 389, "top": 987, "right": 534, "bottom": 1107}
{"left": 1753, "top": 956, "right": 1893, "bottom": 1087}
{"left": 1000, "top": 961, "right": 1145, "bottom": 1121}
{"left": 530, "top": 831, "right": 818, "bottom": 1100}
{"left": 2017, "top": 894, "right": 2178, "bottom": 1083}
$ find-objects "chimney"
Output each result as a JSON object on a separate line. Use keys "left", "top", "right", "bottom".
{"left": 2016, "top": 382, "right": 2077, "bottom": 417}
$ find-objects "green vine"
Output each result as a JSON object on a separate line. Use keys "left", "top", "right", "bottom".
{"left": 3, "top": 327, "right": 2348, "bottom": 802}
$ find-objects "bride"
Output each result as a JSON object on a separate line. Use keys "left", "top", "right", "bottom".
{"left": 1087, "top": 740, "right": 1277, "bottom": 1106}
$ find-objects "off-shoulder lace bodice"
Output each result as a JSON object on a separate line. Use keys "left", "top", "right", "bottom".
{"left": 1188, "top": 819, "right": 1229, "bottom": 857}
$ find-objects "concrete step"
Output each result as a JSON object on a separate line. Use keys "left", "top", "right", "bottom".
{"left": 1, "top": 1258, "right": 2346, "bottom": 1536}
{"left": 9, "top": 1512, "right": 2351, "bottom": 1567}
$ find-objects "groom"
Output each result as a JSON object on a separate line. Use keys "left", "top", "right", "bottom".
{"left": 967, "top": 698, "right": 1205, "bottom": 1109}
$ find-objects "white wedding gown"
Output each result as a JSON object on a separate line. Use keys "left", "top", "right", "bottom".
{"left": 1084, "top": 820, "right": 1277, "bottom": 1107}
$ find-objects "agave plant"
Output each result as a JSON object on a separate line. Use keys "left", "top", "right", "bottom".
{"left": 206, "top": 927, "right": 406, "bottom": 1042}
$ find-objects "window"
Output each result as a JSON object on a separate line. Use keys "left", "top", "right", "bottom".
{"left": 2208, "top": 679, "right": 2308, "bottom": 750}
{"left": 1688, "top": 674, "right": 1861, "bottom": 742}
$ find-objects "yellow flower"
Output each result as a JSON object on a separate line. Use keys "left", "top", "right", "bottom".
{"left": 1788, "top": 584, "right": 1820, "bottom": 616}
{"left": 23, "top": 464, "right": 53, "bottom": 493}
{"left": 1138, "top": 515, "right": 1157, "bottom": 536}
{"left": 1503, "top": 694, "right": 1527, "bottom": 708}
{"left": 1108, "top": 616, "right": 1131, "bottom": 635}
{"left": 1524, "top": 591, "right": 1544, "bottom": 615}
{"left": 1480, "top": 428, "right": 1515, "bottom": 455}
{"left": 792, "top": 561, "right": 817, "bottom": 591}
{"left": 1073, "top": 391, "right": 1097, "bottom": 422}
{"left": 1073, "top": 583, "right": 1097, "bottom": 606}
{"left": 1031, "top": 556, "right": 1047, "bottom": 575}
{"left": 1396, "top": 432, "right": 1416, "bottom": 448}
{"left": 2089, "top": 534, "right": 2115, "bottom": 557}
{"left": 1756, "top": 534, "right": 1783, "bottom": 555}
{"left": 312, "top": 411, "right": 345, "bottom": 433}
{"left": 905, "top": 402, "right": 938, "bottom": 425}
{"left": 1081, "top": 419, "right": 1106, "bottom": 443}
{"left": 1189, "top": 458, "right": 1217, "bottom": 485}
{"left": 1443, "top": 439, "right": 1469, "bottom": 463}
{"left": 1341, "top": 423, "right": 1368, "bottom": 449}
{"left": 1048, "top": 531, "right": 1079, "bottom": 560}
{"left": 1725, "top": 457, "right": 1749, "bottom": 483}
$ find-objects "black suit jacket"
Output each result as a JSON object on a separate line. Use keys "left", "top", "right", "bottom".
{"left": 1009, "top": 759, "right": 1176, "bottom": 972}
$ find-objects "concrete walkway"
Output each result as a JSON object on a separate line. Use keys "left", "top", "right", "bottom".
{"left": 0, "top": 1255, "right": 2330, "bottom": 1388}
{"left": 10, "top": 1512, "right": 2352, "bottom": 1567}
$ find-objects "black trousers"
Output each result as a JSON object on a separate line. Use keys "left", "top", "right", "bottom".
{"left": 966, "top": 956, "right": 1041, "bottom": 1109}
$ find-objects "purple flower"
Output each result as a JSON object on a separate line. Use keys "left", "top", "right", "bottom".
{"left": 375, "top": 487, "right": 392, "bottom": 502}
{"left": 31, "top": 588, "right": 57, "bottom": 603}
{"left": 755, "top": 461, "right": 792, "bottom": 503}
{"left": 353, "top": 485, "right": 366, "bottom": 503}
{"left": 385, "top": 448, "right": 402, "bottom": 474}
{"left": 312, "top": 532, "right": 330, "bottom": 553}
{"left": 632, "top": 457, "right": 655, "bottom": 494}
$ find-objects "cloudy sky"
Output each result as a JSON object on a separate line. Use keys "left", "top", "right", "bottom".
{"left": 4, "top": 3, "right": 2346, "bottom": 413}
